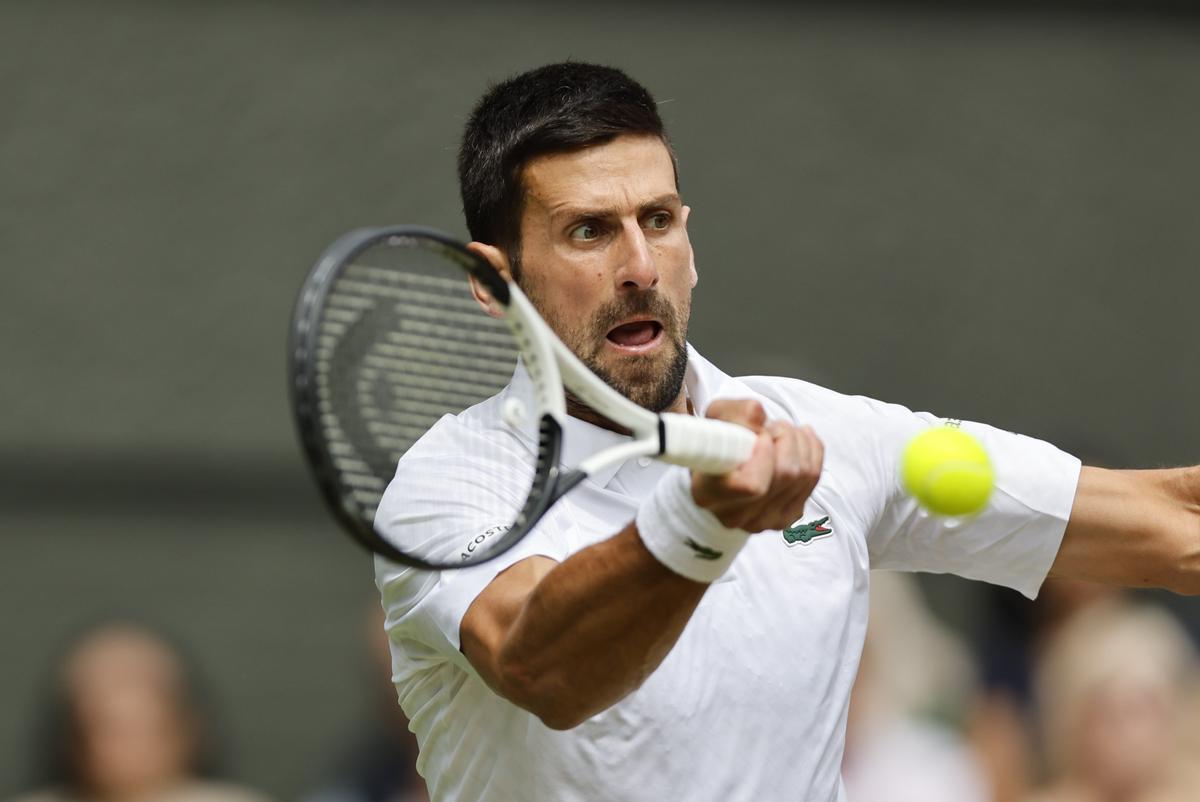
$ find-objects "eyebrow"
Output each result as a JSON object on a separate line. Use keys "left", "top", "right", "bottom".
{"left": 551, "top": 193, "right": 681, "bottom": 222}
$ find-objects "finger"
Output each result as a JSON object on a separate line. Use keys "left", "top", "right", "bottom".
{"left": 779, "top": 427, "right": 824, "bottom": 514}
{"left": 758, "top": 425, "right": 823, "bottom": 528}
{"left": 720, "top": 431, "right": 775, "bottom": 497}
{"left": 704, "top": 399, "right": 766, "bottom": 434}
{"left": 798, "top": 426, "right": 825, "bottom": 480}
{"left": 763, "top": 425, "right": 809, "bottom": 520}
{"left": 767, "top": 421, "right": 798, "bottom": 473}
{"left": 691, "top": 432, "right": 775, "bottom": 528}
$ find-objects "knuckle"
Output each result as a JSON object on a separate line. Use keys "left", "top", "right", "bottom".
{"left": 801, "top": 467, "right": 821, "bottom": 490}
{"left": 714, "top": 473, "right": 750, "bottom": 498}
{"left": 775, "top": 464, "right": 802, "bottom": 483}
{"left": 730, "top": 475, "right": 768, "bottom": 498}
{"left": 706, "top": 399, "right": 767, "bottom": 433}
{"left": 705, "top": 399, "right": 734, "bottom": 419}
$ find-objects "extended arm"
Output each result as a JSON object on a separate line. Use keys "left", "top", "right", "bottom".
{"left": 1050, "top": 465, "right": 1200, "bottom": 593}
{"left": 460, "top": 401, "right": 823, "bottom": 729}
{"left": 461, "top": 527, "right": 706, "bottom": 730}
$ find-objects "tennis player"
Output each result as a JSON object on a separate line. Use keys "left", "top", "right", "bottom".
{"left": 375, "top": 62, "right": 1199, "bottom": 801}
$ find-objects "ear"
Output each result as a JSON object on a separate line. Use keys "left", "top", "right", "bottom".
{"left": 465, "top": 241, "right": 512, "bottom": 318}
{"left": 682, "top": 205, "right": 698, "bottom": 287}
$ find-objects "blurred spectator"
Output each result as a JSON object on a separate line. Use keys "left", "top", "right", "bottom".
{"left": 843, "top": 572, "right": 989, "bottom": 802}
{"left": 1028, "top": 598, "right": 1200, "bottom": 802}
{"left": 14, "top": 622, "right": 271, "bottom": 802}
{"left": 300, "top": 604, "right": 427, "bottom": 802}
{"left": 968, "top": 578, "right": 1123, "bottom": 802}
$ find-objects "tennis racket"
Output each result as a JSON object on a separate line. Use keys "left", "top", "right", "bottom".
{"left": 288, "top": 226, "right": 756, "bottom": 570}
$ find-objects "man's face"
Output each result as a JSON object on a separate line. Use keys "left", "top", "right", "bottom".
{"left": 513, "top": 134, "right": 696, "bottom": 413}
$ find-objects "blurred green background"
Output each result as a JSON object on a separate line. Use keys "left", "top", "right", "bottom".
{"left": 2, "top": 2, "right": 1197, "bottom": 797}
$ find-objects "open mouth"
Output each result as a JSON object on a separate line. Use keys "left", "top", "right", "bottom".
{"left": 605, "top": 319, "right": 664, "bottom": 351}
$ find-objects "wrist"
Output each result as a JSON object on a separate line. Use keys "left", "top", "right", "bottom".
{"left": 635, "top": 468, "right": 749, "bottom": 583}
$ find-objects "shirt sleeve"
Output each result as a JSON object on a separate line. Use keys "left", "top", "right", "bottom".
{"left": 860, "top": 399, "right": 1082, "bottom": 599}
{"left": 373, "top": 448, "right": 573, "bottom": 675}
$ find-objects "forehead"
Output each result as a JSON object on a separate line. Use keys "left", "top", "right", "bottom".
{"left": 520, "top": 134, "right": 677, "bottom": 217}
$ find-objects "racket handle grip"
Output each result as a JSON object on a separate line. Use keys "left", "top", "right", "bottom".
{"left": 658, "top": 413, "right": 758, "bottom": 474}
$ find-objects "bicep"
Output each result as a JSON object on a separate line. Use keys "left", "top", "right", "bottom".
{"left": 1050, "top": 466, "right": 1196, "bottom": 589}
{"left": 460, "top": 555, "right": 558, "bottom": 692}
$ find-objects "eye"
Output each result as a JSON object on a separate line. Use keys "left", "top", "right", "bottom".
{"left": 645, "top": 212, "right": 671, "bottom": 231}
{"left": 569, "top": 222, "right": 601, "bottom": 241}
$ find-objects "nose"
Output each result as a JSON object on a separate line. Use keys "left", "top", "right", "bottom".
{"left": 614, "top": 221, "right": 658, "bottom": 291}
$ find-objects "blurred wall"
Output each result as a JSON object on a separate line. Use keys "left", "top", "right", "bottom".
{"left": 1, "top": 2, "right": 1198, "bottom": 797}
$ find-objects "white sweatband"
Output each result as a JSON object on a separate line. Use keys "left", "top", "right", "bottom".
{"left": 636, "top": 467, "right": 749, "bottom": 583}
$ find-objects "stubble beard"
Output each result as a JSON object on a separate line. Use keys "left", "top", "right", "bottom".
{"left": 522, "top": 284, "right": 691, "bottom": 415}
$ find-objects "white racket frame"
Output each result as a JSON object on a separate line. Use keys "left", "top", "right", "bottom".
{"left": 502, "top": 278, "right": 757, "bottom": 477}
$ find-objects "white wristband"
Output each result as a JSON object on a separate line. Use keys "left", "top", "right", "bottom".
{"left": 636, "top": 467, "right": 749, "bottom": 583}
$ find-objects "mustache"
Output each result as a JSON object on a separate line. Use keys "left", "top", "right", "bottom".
{"left": 591, "top": 291, "right": 680, "bottom": 336}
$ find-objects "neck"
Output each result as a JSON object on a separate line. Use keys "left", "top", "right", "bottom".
{"left": 565, "top": 388, "right": 690, "bottom": 435}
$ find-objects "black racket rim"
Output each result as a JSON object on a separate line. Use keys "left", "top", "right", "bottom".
{"left": 288, "top": 225, "right": 567, "bottom": 570}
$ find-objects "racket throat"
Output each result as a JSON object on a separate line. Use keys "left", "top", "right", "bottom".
{"left": 549, "top": 469, "right": 587, "bottom": 505}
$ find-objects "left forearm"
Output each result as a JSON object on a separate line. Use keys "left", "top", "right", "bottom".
{"left": 1159, "top": 465, "right": 1200, "bottom": 593}
{"left": 1051, "top": 466, "right": 1200, "bottom": 594}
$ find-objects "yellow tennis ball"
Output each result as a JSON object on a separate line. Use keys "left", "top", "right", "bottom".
{"left": 901, "top": 426, "right": 994, "bottom": 517}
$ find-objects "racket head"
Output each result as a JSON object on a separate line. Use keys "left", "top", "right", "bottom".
{"left": 288, "top": 226, "right": 575, "bottom": 570}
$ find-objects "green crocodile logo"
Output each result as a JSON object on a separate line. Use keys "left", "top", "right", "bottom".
{"left": 783, "top": 516, "right": 833, "bottom": 546}
{"left": 683, "top": 537, "right": 723, "bottom": 560}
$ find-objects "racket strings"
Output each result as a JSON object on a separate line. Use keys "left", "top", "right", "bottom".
{"left": 312, "top": 242, "right": 521, "bottom": 528}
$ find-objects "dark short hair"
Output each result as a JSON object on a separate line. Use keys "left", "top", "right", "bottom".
{"left": 458, "top": 62, "right": 676, "bottom": 260}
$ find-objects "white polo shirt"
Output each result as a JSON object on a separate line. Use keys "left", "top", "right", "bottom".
{"left": 374, "top": 346, "right": 1080, "bottom": 802}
